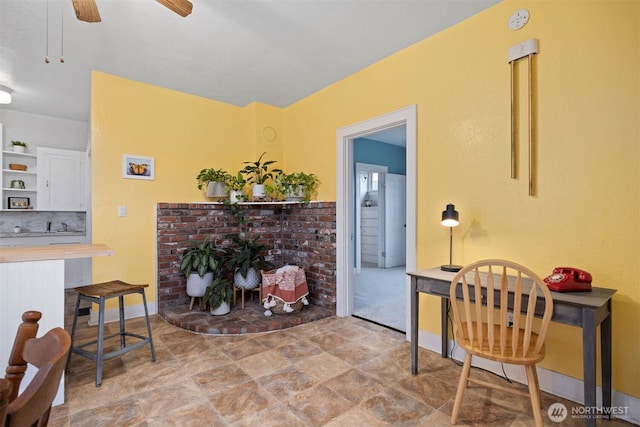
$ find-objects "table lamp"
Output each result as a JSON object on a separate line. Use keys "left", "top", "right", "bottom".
{"left": 441, "top": 204, "right": 462, "bottom": 272}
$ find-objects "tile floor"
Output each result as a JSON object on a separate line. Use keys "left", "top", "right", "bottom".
{"left": 51, "top": 298, "right": 633, "bottom": 426}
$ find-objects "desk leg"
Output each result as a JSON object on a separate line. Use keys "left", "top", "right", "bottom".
{"left": 441, "top": 297, "right": 449, "bottom": 358}
{"left": 411, "top": 276, "right": 418, "bottom": 375}
{"left": 601, "top": 301, "right": 612, "bottom": 419}
{"left": 582, "top": 308, "right": 596, "bottom": 427}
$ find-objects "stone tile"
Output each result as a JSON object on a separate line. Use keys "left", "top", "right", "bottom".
{"left": 324, "top": 368, "right": 386, "bottom": 404}
{"left": 294, "top": 351, "right": 352, "bottom": 382}
{"left": 208, "top": 380, "right": 279, "bottom": 423}
{"left": 285, "top": 384, "right": 354, "bottom": 426}
{"left": 69, "top": 395, "right": 146, "bottom": 427}
{"left": 361, "top": 386, "right": 435, "bottom": 426}
{"left": 258, "top": 365, "right": 318, "bottom": 400}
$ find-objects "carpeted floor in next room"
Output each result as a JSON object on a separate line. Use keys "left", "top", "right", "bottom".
{"left": 48, "top": 292, "right": 634, "bottom": 426}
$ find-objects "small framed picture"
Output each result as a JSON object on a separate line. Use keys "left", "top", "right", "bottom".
{"left": 123, "top": 154, "right": 155, "bottom": 180}
{"left": 8, "top": 197, "right": 30, "bottom": 209}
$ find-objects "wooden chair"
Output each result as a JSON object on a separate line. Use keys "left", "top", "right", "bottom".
{"left": 0, "top": 310, "right": 71, "bottom": 427}
{"left": 449, "top": 260, "right": 553, "bottom": 427}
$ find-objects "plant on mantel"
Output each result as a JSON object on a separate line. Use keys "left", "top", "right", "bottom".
{"left": 240, "top": 152, "right": 282, "bottom": 200}
{"left": 225, "top": 172, "right": 247, "bottom": 203}
{"left": 196, "top": 167, "right": 231, "bottom": 198}
{"left": 280, "top": 171, "right": 320, "bottom": 202}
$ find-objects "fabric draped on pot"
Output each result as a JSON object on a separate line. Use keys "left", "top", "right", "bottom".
{"left": 262, "top": 265, "right": 309, "bottom": 315}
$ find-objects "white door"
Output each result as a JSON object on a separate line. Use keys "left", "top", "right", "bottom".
{"left": 384, "top": 173, "right": 406, "bottom": 268}
{"left": 37, "top": 148, "right": 86, "bottom": 211}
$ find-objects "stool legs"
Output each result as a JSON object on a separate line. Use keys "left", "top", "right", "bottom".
{"left": 65, "top": 293, "right": 82, "bottom": 375}
{"left": 96, "top": 295, "right": 106, "bottom": 386}
{"left": 140, "top": 289, "right": 156, "bottom": 362}
{"left": 66, "top": 284, "right": 155, "bottom": 387}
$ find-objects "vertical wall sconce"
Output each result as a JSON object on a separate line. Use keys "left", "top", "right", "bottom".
{"left": 441, "top": 204, "right": 462, "bottom": 272}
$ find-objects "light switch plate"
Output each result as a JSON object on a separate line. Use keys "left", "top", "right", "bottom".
{"left": 508, "top": 9, "right": 529, "bottom": 31}
{"left": 118, "top": 206, "right": 126, "bottom": 217}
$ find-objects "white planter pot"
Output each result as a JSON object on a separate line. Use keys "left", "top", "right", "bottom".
{"left": 186, "top": 272, "right": 213, "bottom": 297}
{"left": 210, "top": 301, "right": 230, "bottom": 316}
{"left": 229, "top": 190, "right": 243, "bottom": 203}
{"left": 12, "top": 145, "right": 25, "bottom": 153}
{"left": 206, "top": 181, "right": 226, "bottom": 198}
{"left": 234, "top": 268, "right": 261, "bottom": 290}
{"left": 252, "top": 184, "right": 265, "bottom": 200}
{"left": 284, "top": 185, "right": 304, "bottom": 202}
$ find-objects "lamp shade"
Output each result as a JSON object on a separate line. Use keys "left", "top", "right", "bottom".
{"left": 0, "top": 85, "right": 12, "bottom": 104}
{"left": 441, "top": 204, "right": 459, "bottom": 227}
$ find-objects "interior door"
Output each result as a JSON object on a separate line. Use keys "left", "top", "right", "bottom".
{"left": 384, "top": 173, "right": 406, "bottom": 268}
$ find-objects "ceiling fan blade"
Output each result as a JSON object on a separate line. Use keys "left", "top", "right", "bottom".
{"left": 156, "top": 0, "right": 193, "bottom": 17}
{"left": 71, "top": 0, "right": 101, "bottom": 23}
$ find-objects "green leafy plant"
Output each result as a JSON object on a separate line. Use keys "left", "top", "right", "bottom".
{"left": 196, "top": 168, "right": 231, "bottom": 191}
{"left": 264, "top": 173, "right": 285, "bottom": 201}
{"left": 281, "top": 171, "right": 320, "bottom": 201}
{"left": 240, "top": 152, "right": 282, "bottom": 185}
{"left": 204, "top": 276, "right": 233, "bottom": 310}
{"left": 179, "top": 236, "right": 224, "bottom": 277}
{"left": 224, "top": 233, "right": 267, "bottom": 279}
{"left": 225, "top": 172, "right": 247, "bottom": 191}
{"left": 10, "top": 140, "right": 27, "bottom": 147}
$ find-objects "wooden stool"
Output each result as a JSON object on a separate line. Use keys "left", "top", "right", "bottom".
{"left": 65, "top": 280, "right": 156, "bottom": 387}
{"left": 233, "top": 284, "right": 262, "bottom": 309}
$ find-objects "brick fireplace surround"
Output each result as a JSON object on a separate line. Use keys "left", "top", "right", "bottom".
{"left": 156, "top": 202, "right": 337, "bottom": 334}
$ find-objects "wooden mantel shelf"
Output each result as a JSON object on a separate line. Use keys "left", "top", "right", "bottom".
{"left": 0, "top": 243, "right": 114, "bottom": 263}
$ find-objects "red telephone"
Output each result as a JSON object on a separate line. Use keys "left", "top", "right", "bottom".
{"left": 544, "top": 267, "right": 593, "bottom": 292}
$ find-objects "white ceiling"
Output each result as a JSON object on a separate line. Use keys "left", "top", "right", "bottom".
{"left": 0, "top": 0, "right": 499, "bottom": 123}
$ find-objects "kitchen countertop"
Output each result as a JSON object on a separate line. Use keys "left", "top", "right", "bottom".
{"left": 0, "top": 243, "right": 113, "bottom": 262}
{"left": 0, "top": 231, "right": 86, "bottom": 238}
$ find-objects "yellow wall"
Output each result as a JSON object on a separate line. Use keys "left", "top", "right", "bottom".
{"left": 91, "top": 72, "right": 250, "bottom": 298}
{"left": 91, "top": 1, "right": 639, "bottom": 398}
{"left": 282, "top": 1, "right": 639, "bottom": 397}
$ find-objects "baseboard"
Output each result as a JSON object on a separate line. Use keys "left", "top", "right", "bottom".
{"left": 417, "top": 329, "right": 639, "bottom": 425}
{"left": 88, "top": 301, "right": 157, "bottom": 326}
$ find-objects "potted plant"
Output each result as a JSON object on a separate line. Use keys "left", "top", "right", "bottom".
{"left": 204, "top": 276, "right": 233, "bottom": 315}
{"left": 197, "top": 168, "right": 230, "bottom": 199}
{"left": 225, "top": 233, "right": 267, "bottom": 290}
{"left": 179, "top": 236, "right": 224, "bottom": 309}
{"left": 225, "top": 172, "right": 247, "bottom": 203}
{"left": 10, "top": 140, "right": 27, "bottom": 153}
{"left": 264, "top": 173, "right": 285, "bottom": 202}
{"left": 240, "top": 152, "right": 282, "bottom": 200}
{"left": 281, "top": 172, "right": 320, "bottom": 201}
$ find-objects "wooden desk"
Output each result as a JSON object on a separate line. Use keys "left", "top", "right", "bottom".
{"left": 408, "top": 268, "right": 616, "bottom": 427}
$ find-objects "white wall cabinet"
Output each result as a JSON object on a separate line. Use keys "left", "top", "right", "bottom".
{"left": 37, "top": 147, "right": 86, "bottom": 211}
{"left": 361, "top": 206, "right": 380, "bottom": 265}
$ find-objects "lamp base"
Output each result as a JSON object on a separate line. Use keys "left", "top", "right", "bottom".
{"left": 441, "top": 264, "right": 462, "bottom": 272}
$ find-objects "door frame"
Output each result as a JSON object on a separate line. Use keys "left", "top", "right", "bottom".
{"left": 336, "top": 105, "right": 417, "bottom": 335}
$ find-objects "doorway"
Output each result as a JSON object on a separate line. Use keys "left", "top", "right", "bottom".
{"left": 336, "top": 105, "right": 417, "bottom": 337}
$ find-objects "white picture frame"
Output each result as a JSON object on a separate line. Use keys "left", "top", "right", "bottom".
{"left": 122, "top": 154, "right": 155, "bottom": 180}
